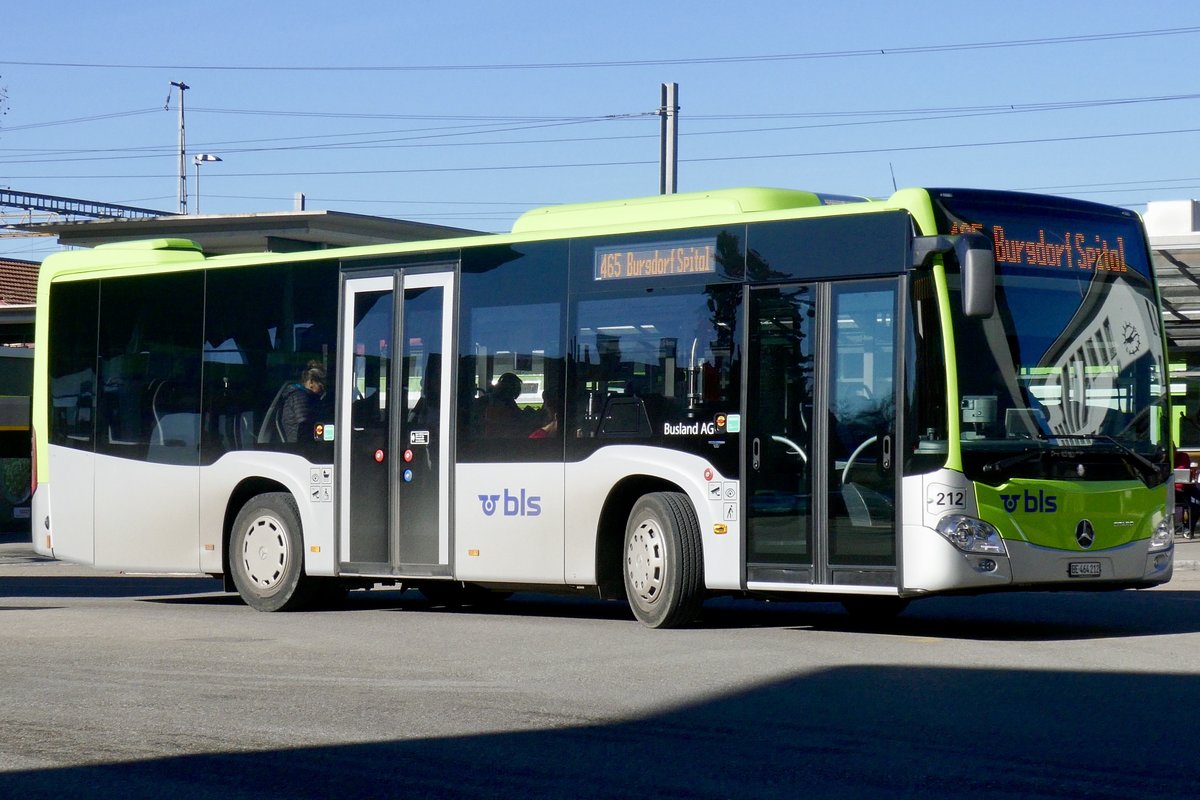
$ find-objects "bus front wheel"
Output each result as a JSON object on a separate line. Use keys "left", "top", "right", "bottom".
{"left": 230, "top": 492, "right": 312, "bottom": 612}
{"left": 623, "top": 492, "right": 704, "bottom": 628}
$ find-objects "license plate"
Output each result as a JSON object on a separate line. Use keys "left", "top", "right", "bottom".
{"left": 1069, "top": 561, "right": 1102, "bottom": 578}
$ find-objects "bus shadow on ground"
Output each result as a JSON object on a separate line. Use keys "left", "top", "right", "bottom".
{"left": 359, "top": 585, "right": 1200, "bottom": 642}
{"left": 171, "top": 583, "right": 1200, "bottom": 641}
{"left": 0, "top": 575, "right": 224, "bottom": 599}
{"left": 700, "top": 589, "right": 1200, "bottom": 641}
{"left": 2, "top": 665, "right": 1197, "bottom": 800}
{"left": 6, "top": 574, "right": 1200, "bottom": 642}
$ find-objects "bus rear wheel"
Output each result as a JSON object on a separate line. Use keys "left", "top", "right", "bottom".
{"left": 230, "top": 492, "right": 312, "bottom": 612}
{"left": 623, "top": 492, "right": 704, "bottom": 628}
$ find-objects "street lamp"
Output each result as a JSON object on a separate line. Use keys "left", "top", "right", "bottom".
{"left": 192, "top": 154, "right": 222, "bottom": 214}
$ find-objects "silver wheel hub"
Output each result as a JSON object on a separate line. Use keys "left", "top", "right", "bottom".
{"left": 626, "top": 517, "right": 665, "bottom": 605}
{"left": 241, "top": 514, "right": 288, "bottom": 590}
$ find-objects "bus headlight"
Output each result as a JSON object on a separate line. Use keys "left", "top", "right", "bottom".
{"left": 936, "top": 514, "right": 1008, "bottom": 555}
{"left": 1148, "top": 511, "right": 1173, "bottom": 553}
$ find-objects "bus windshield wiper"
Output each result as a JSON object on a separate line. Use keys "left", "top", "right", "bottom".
{"left": 981, "top": 446, "right": 1046, "bottom": 475}
{"left": 1039, "top": 433, "right": 1161, "bottom": 485}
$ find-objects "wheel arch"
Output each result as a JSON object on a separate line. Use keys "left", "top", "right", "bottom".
{"left": 221, "top": 476, "right": 292, "bottom": 592}
{"left": 595, "top": 474, "right": 686, "bottom": 600}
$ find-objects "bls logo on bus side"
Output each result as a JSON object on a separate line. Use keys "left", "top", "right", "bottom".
{"left": 478, "top": 489, "right": 542, "bottom": 517}
{"left": 999, "top": 489, "right": 1058, "bottom": 514}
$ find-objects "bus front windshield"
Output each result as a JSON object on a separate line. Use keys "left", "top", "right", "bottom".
{"left": 935, "top": 192, "right": 1169, "bottom": 484}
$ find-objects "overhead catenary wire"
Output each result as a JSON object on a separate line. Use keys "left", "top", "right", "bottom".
{"left": 2, "top": 25, "right": 1198, "bottom": 71}
{"left": 4, "top": 24, "right": 1199, "bottom": 230}
{"left": 7, "top": 125, "right": 1200, "bottom": 180}
{"left": 6, "top": 90, "right": 1199, "bottom": 139}
{"left": 4, "top": 92, "right": 1200, "bottom": 167}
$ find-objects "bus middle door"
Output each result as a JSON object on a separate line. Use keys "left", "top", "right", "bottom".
{"left": 338, "top": 270, "right": 454, "bottom": 577}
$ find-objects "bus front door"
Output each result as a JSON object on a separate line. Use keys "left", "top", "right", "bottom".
{"left": 338, "top": 271, "right": 454, "bottom": 577}
{"left": 746, "top": 280, "right": 901, "bottom": 589}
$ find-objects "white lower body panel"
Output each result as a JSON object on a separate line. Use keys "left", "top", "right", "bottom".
{"left": 40, "top": 445, "right": 335, "bottom": 578}
{"left": 563, "top": 446, "right": 741, "bottom": 592}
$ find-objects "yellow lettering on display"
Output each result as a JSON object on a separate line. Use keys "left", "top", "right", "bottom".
{"left": 962, "top": 224, "right": 1130, "bottom": 274}
{"left": 594, "top": 239, "right": 716, "bottom": 281}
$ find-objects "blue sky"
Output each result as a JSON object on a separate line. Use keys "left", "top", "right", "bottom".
{"left": 3, "top": 1, "right": 1200, "bottom": 261}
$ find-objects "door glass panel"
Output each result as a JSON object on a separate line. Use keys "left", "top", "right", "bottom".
{"left": 747, "top": 286, "right": 815, "bottom": 571}
{"left": 397, "top": 285, "right": 443, "bottom": 565}
{"left": 827, "top": 284, "right": 897, "bottom": 566}
{"left": 348, "top": 289, "right": 392, "bottom": 564}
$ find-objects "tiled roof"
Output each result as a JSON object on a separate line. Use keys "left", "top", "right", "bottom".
{"left": 0, "top": 258, "right": 38, "bottom": 305}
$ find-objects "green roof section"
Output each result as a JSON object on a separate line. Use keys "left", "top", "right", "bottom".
{"left": 38, "top": 236, "right": 207, "bottom": 283}
{"left": 511, "top": 187, "right": 865, "bottom": 234}
{"left": 94, "top": 238, "right": 203, "bottom": 252}
{"left": 35, "top": 187, "right": 930, "bottom": 286}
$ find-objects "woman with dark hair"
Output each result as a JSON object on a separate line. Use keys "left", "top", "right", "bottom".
{"left": 280, "top": 361, "right": 327, "bottom": 442}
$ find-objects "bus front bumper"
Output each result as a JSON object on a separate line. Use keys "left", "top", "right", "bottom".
{"left": 1005, "top": 537, "right": 1173, "bottom": 587}
{"left": 902, "top": 525, "right": 1173, "bottom": 594}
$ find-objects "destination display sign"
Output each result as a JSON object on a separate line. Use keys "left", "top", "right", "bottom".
{"left": 948, "top": 220, "right": 1131, "bottom": 274}
{"left": 933, "top": 192, "right": 1152, "bottom": 279}
{"left": 594, "top": 237, "right": 717, "bottom": 281}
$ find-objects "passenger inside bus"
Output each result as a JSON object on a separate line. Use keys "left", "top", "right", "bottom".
{"left": 482, "top": 372, "right": 534, "bottom": 437}
{"left": 529, "top": 387, "right": 560, "bottom": 439}
{"left": 279, "top": 361, "right": 328, "bottom": 443}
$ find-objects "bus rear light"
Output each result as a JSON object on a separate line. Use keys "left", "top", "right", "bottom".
{"left": 30, "top": 426, "right": 37, "bottom": 497}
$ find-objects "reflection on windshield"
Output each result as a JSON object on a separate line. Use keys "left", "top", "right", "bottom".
{"left": 952, "top": 269, "right": 1167, "bottom": 460}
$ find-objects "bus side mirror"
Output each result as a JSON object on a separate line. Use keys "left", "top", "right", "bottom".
{"left": 956, "top": 234, "right": 995, "bottom": 318}
{"left": 911, "top": 233, "right": 995, "bottom": 318}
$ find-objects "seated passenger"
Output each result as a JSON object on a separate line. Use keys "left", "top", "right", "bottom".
{"left": 484, "top": 372, "right": 532, "bottom": 437}
{"left": 280, "top": 361, "right": 327, "bottom": 442}
{"left": 530, "top": 390, "right": 561, "bottom": 439}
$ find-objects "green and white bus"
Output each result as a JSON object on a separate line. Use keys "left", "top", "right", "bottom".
{"left": 31, "top": 187, "right": 1174, "bottom": 626}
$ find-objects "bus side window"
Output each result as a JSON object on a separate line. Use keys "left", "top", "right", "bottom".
{"left": 456, "top": 242, "right": 567, "bottom": 463}
{"left": 48, "top": 280, "right": 100, "bottom": 450}
{"left": 202, "top": 261, "right": 338, "bottom": 464}
{"left": 95, "top": 272, "right": 204, "bottom": 463}
{"left": 571, "top": 284, "right": 741, "bottom": 448}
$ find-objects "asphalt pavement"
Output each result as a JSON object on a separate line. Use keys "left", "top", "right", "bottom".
{"left": 1175, "top": 532, "right": 1200, "bottom": 569}
{"left": 3, "top": 526, "right": 1200, "bottom": 799}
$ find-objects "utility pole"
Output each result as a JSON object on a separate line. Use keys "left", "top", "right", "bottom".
{"left": 659, "top": 82, "right": 679, "bottom": 195}
{"left": 170, "top": 81, "right": 190, "bottom": 214}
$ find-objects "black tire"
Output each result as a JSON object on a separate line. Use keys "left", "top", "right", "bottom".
{"left": 622, "top": 492, "right": 704, "bottom": 628}
{"left": 229, "top": 492, "right": 312, "bottom": 612}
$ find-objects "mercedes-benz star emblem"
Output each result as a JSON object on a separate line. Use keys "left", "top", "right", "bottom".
{"left": 1075, "top": 519, "right": 1096, "bottom": 549}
